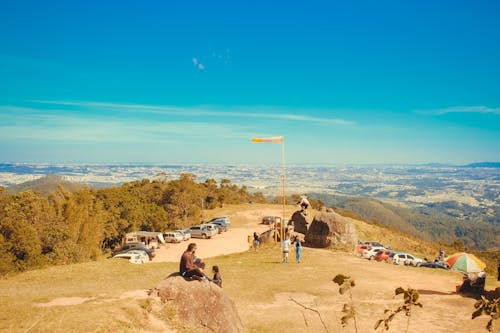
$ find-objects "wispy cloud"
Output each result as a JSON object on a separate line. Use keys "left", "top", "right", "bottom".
{"left": 0, "top": 105, "right": 249, "bottom": 144}
{"left": 27, "top": 100, "right": 356, "bottom": 126}
{"left": 192, "top": 56, "right": 205, "bottom": 70}
{"left": 415, "top": 105, "right": 500, "bottom": 115}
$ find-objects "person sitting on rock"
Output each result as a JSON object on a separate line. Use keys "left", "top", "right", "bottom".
{"left": 212, "top": 265, "right": 222, "bottom": 288}
{"left": 180, "top": 243, "right": 205, "bottom": 281}
{"left": 297, "top": 195, "right": 310, "bottom": 215}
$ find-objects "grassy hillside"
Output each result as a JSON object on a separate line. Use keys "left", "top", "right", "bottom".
{"left": 314, "top": 193, "right": 500, "bottom": 251}
{"left": 0, "top": 204, "right": 498, "bottom": 333}
{"left": 6, "top": 174, "right": 81, "bottom": 196}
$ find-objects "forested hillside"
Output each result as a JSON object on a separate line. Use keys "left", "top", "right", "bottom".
{"left": 315, "top": 194, "right": 500, "bottom": 251}
{"left": 0, "top": 174, "right": 267, "bottom": 274}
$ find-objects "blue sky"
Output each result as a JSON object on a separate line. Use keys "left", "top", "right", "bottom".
{"left": 0, "top": 1, "right": 499, "bottom": 164}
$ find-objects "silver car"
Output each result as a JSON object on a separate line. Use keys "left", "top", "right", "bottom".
{"left": 189, "top": 224, "right": 218, "bottom": 239}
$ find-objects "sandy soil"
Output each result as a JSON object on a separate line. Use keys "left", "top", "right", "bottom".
{"left": 153, "top": 208, "right": 280, "bottom": 262}
{"left": 235, "top": 250, "right": 497, "bottom": 333}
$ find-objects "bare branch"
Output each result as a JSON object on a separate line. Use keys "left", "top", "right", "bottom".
{"left": 289, "top": 297, "right": 330, "bottom": 333}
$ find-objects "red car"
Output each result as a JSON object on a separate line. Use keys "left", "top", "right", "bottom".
{"left": 374, "top": 249, "right": 394, "bottom": 263}
{"left": 355, "top": 244, "right": 371, "bottom": 257}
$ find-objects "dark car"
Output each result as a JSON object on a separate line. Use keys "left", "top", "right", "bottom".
{"left": 112, "top": 243, "right": 155, "bottom": 260}
{"left": 209, "top": 220, "right": 228, "bottom": 232}
{"left": 362, "top": 241, "right": 385, "bottom": 248}
{"left": 262, "top": 216, "right": 275, "bottom": 224}
{"left": 419, "top": 262, "right": 449, "bottom": 270}
{"left": 208, "top": 216, "right": 231, "bottom": 228}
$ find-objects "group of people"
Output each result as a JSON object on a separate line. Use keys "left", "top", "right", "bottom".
{"left": 180, "top": 197, "right": 312, "bottom": 286}
{"left": 281, "top": 234, "right": 303, "bottom": 264}
{"left": 179, "top": 243, "right": 222, "bottom": 287}
{"left": 457, "top": 271, "right": 487, "bottom": 294}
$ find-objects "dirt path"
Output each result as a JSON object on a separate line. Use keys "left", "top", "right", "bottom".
{"left": 153, "top": 207, "right": 281, "bottom": 262}
{"left": 154, "top": 224, "right": 272, "bottom": 262}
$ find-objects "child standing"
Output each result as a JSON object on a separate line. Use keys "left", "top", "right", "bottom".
{"left": 282, "top": 235, "right": 291, "bottom": 264}
{"left": 294, "top": 236, "right": 303, "bottom": 263}
{"left": 212, "top": 265, "right": 222, "bottom": 287}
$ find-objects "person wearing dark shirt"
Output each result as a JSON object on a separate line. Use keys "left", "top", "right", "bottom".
{"left": 179, "top": 243, "right": 204, "bottom": 280}
{"left": 253, "top": 232, "right": 260, "bottom": 251}
{"left": 212, "top": 265, "right": 222, "bottom": 288}
{"left": 294, "top": 236, "right": 303, "bottom": 263}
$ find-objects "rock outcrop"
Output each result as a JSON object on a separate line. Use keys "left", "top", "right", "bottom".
{"left": 156, "top": 274, "right": 244, "bottom": 333}
{"left": 305, "top": 209, "right": 358, "bottom": 247}
{"left": 290, "top": 211, "right": 308, "bottom": 235}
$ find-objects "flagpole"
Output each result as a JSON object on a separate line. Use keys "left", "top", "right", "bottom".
{"left": 281, "top": 137, "right": 285, "bottom": 244}
{"left": 250, "top": 135, "right": 285, "bottom": 248}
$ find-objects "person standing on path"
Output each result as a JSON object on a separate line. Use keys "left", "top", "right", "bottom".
{"left": 253, "top": 232, "right": 260, "bottom": 251}
{"left": 282, "top": 235, "right": 291, "bottom": 264}
{"left": 294, "top": 236, "right": 303, "bottom": 263}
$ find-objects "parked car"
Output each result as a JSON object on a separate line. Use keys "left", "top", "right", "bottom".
{"left": 262, "top": 216, "right": 275, "bottom": 224}
{"left": 113, "top": 250, "right": 150, "bottom": 264}
{"left": 419, "top": 262, "right": 449, "bottom": 270}
{"left": 362, "top": 246, "right": 386, "bottom": 260}
{"left": 163, "top": 231, "right": 184, "bottom": 243}
{"left": 391, "top": 252, "right": 424, "bottom": 266}
{"left": 112, "top": 243, "right": 155, "bottom": 260}
{"left": 362, "top": 241, "right": 386, "bottom": 248}
{"left": 175, "top": 229, "right": 191, "bottom": 241}
{"left": 208, "top": 216, "right": 231, "bottom": 228}
{"left": 355, "top": 244, "right": 371, "bottom": 257}
{"left": 374, "top": 249, "right": 394, "bottom": 263}
{"left": 189, "top": 224, "right": 218, "bottom": 239}
{"left": 207, "top": 222, "right": 227, "bottom": 233}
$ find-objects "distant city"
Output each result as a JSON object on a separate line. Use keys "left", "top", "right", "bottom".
{"left": 0, "top": 163, "right": 498, "bottom": 224}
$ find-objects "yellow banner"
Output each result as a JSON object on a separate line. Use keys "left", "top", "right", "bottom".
{"left": 251, "top": 136, "right": 283, "bottom": 143}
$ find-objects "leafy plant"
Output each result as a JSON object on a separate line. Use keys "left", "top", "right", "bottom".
{"left": 471, "top": 295, "right": 499, "bottom": 332}
{"left": 374, "top": 287, "right": 423, "bottom": 332}
{"left": 332, "top": 274, "right": 358, "bottom": 332}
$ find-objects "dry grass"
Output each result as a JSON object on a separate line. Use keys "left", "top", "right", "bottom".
{"left": 0, "top": 204, "right": 497, "bottom": 333}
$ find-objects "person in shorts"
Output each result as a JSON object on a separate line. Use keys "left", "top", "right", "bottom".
{"left": 282, "top": 235, "right": 291, "bottom": 264}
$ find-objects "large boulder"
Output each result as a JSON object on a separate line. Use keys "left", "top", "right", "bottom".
{"left": 156, "top": 275, "right": 244, "bottom": 333}
{"left": 305, "top": 209, "right": 358, "bottom": 248}
{"left": 290, "top": 211, "right": 308, "bottom": 235}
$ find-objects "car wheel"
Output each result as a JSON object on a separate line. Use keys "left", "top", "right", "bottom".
{"left": 202, "top": 233, "right": 207, "bottom": 239}
{"left": 370, "top": 255, "right": 375, "bottom": 260}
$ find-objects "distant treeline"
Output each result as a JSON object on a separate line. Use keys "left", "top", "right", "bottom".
{"left": 315, "top": 194, "right": 500, "bottom": 251}
{"left": 0, "top": 174, "right": 268, "bottom": 275}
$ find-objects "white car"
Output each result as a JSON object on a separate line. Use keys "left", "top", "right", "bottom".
{"left": 391, "top": 252, "right": 424, "bottom": 266}
{"left": 163, "top": 232, "right": 184, "bottom": 243}
{"left": 175, "top": 229, "right": 191, "bottom": 241}
{"left": 362, "top": 246, "right": 386, "bottom": 260}
{"left": 113, "top": 250, "right": 150, "bottom": 264}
